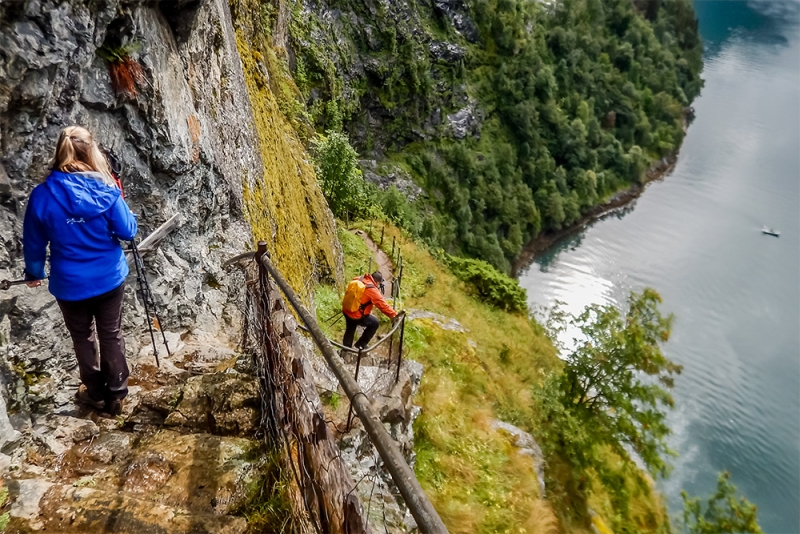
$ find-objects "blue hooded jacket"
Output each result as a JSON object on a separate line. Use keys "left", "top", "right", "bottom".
{"left": 23, "top": 171, "right": 138, "bottom": 301}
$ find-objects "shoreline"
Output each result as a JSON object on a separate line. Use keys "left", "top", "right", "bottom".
{"left": 511, "top": 151, "right": 679, "bottom": 277}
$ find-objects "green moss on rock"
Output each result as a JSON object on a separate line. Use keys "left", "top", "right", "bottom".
{"left": 234, "top": 31, "right": 343, "bottom": 294}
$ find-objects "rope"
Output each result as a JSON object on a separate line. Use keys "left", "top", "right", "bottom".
{"left": 297, "top": 311, "right": 405, "bottom": 355}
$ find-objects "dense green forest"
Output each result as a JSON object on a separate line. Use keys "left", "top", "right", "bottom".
{"left": 290, "top": 0, "right": 702, "bottom": 271}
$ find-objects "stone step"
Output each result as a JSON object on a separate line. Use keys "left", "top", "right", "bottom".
{"left": 3, "top": 375, "right": 264, "bottom": 533}
{"left": 47, "top": 429, "right": 262, "bottom": 515}
{"left": 5, "top": 479, "right": 247, "bottom": 533}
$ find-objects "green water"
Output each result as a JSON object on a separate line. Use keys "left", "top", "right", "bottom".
{"left": 518, "top": 1, "right": 800, "bottom": 530}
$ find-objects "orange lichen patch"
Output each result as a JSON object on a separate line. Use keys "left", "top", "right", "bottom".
{"left": 108, "top": 57, "right": 145, "bottom": 98}
{"left": 187, "top": 115, "right": 201, "bottom": 143}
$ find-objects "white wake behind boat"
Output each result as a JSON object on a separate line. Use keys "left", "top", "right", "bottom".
{"left": 762, "top": 226, "right": 780, "bottom": 237}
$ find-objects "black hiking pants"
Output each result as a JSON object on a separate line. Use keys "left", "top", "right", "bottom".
{"left": 57, "top": 282, "right": 128, "bottom": 403}
{"left": 343, "top": 314, "right": 380, "bottom": 349}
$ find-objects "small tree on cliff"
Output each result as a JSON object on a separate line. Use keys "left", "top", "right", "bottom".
{"left": 311, "top": 131, "right": 368, "bottom": 220}
{"left": 681, "top": 472, "right": 763, "bottom": 534}
{"left": 558, "top": 288, "right": 683, "bottom": 477}
{"left": 536, "top": 289, "right": 682, "bottom": 522}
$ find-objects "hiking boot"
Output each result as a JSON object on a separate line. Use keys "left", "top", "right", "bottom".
{"left": 75, "top": 384, "right": 105, "bottom": 410}
{"left": 105, "top": 398, "right": 124, "bottom": 417}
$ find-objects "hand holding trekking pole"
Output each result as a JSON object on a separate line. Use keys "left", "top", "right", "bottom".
{"left": 1, "top": 278, "right": 44, "bottom": 290}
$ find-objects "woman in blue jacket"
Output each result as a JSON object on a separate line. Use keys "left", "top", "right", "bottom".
{"left": 23, "top": 126, "right": 137, "bottom": 416}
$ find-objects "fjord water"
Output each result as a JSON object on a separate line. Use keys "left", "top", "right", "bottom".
{"left": 517, "top": 1, "right": 800, "bottom": 530}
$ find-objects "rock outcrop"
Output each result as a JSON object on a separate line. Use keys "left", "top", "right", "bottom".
{"left": 492, "top": 420, "right": 546, "bottom": 498}
{"left": 289, "top": 0, "right": 480, "bottom": 158}
{"left": 360, "top": 160, "right": 425, "bottom": 202}
{"left": 406, "top": 308, "right": 469, "bottom": 333}
{"left": 0, "top": 0, "right": 342, "bottom": 414}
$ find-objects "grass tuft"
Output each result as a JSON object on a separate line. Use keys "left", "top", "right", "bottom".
{"left": 236, "top": 450, "right": 295, "bottom": 533}
{"left": 0, "top": 481, "right": 9, "bottom": 532}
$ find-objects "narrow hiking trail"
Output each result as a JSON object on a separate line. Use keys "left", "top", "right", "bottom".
{"left": 350, "top": 229, "right": 394, "bottom": 298}
{"left": 344, "top": 228, "right": 550, "bottom": 505}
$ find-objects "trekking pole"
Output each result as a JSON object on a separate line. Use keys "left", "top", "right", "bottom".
{"left": 130, "top": 240, "right": 171, "bottom": 366}
{"left": 327, "top": 310, "right": 344, "bottom": 327}
{"left": 2, "top": 279, "right": 33, "bottom": 290}
{"left": 1, "top": 277, "right": 50, "bottom": 290}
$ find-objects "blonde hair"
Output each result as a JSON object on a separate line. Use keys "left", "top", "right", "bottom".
{"left": 51, "top": 126, "right": 116, "bottom": 187}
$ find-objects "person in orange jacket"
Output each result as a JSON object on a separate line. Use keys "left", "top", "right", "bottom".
{"left": 342, "top": 271, "right": 397, "bottom": 349}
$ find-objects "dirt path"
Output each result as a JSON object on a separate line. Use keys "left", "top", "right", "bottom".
{"left": 350, "top": 229, "right": 395, "bottom": 297}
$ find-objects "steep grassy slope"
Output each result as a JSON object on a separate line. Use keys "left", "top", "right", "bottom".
{"left": 316, "top": 223, "right": 668, "bottom": 533}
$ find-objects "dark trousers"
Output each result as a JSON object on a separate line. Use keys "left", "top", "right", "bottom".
{"left": 57, "top": 283, "right": 128, "bottom": 402}
{"left": 343, "top": 314, "right": 380, "bottom": 349}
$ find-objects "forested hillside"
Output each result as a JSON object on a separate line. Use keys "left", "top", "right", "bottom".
{"left": 284, "top": 0, "right": 703, "bottom": 270}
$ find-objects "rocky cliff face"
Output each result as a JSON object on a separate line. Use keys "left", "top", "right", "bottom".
{"left": 0, "top": 4, "right": 347, "bottom": 530}
{"left": 287, "top": 0, "right": 477, "bottom": 158}
{"left": 0, "top": 0, "right": 341, "bottom": 410}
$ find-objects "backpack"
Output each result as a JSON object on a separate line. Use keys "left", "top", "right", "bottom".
{"left": 342, "top": 276, "right": 374, "bottom": 314}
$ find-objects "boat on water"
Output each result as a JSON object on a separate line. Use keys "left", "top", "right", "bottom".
{"left": 762, "top": 226, "right": 780, "bottom": 237}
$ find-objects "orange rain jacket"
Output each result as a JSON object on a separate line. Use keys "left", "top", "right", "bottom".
{"left": 343, "top": 273, "right": 398, "bottom": 320}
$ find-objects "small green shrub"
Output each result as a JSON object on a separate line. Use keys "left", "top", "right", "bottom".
{"left": 73, "top": 476, "right": 97, "bottom": 488}
{"left": 96, "top": 40, "right": 144, "bottom": 98}
{"left": 311, "top": 131, "right": 371, "bottom": 220}
{"left": 236, "top": 450, "right": 295, "bottom": 533}
{"left": 499, "top": 344, "right": 510, "bottom": 364}
{"left": 446, "top": 256, "right": 528, "bottom": 314}
{"left": 376, "top": 185, "right": 420, "bottom": 234}
{"left": 324, "top": 392, "right": 342, "bottom": 410}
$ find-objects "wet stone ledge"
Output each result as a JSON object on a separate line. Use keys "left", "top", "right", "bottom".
{"left": 0, "top": 336, "right": 265, "bottom": 534}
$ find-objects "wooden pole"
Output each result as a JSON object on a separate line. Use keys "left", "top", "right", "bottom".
{"left": 125, "top": 214, "right": 180, "bottom": 267}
